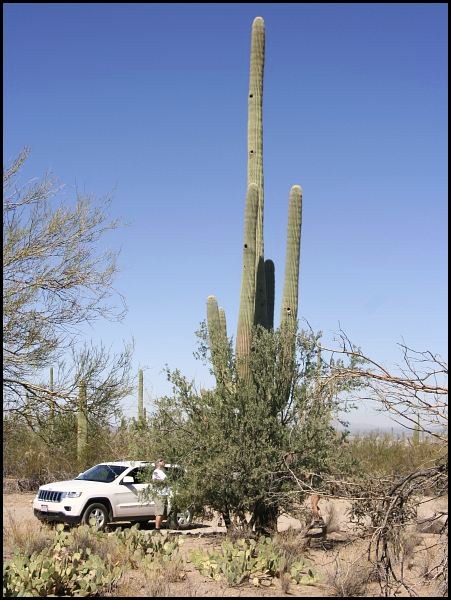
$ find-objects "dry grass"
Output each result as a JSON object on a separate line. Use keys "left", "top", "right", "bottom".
{"left": 3, "top": 510, "right": 52, "bottom": 557}
{"left": 323, "top": 540, "right": 377, "bottom": 597}
{"left": 273, "top": 527, "right": 308, "bottom": 566}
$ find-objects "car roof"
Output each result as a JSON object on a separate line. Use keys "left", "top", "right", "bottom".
{"left": 97, "top": 461, "right": 181, "bottom": 468}
{"left": 97, "top": 461, "right": 149, "bottom": 467}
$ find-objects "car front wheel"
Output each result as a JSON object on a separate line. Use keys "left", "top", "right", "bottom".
{"left": 81, "top": 503, "right": 109, "bottom": 531}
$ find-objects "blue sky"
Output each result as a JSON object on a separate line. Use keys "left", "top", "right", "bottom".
{"left": 4, "top": 3, "right": 448, "bottom": 429}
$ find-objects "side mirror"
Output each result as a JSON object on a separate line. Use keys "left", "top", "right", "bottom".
{"left": 122, "top": 476, "right": 134, "bottom": 484}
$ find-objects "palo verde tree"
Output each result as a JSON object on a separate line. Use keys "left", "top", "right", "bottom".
{"left": 3, "top": 149, "right": 133, "bottom": 420}
{"left": 3, "top": 148, "right": 127, "bottom": 406}
{"left": 148, "top": 325, "right": 361, "bottom": 533}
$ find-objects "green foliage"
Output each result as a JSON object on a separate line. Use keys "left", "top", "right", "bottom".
{"left": 189, "top": 536, "right": 317, "bottom": 587}
{"left": 3, "top": 522, "right": 182, "bottom": 597}
{"left": 347, "top": 432, "right": 445, "bottom": 478}
{"left": 114, "top": 525, "right": 182, "bottom": 567}
{"left": 3, "top": 525, "right": 121, "bottom": 597}
{"left": 146, "top": 326, "right": 361, "bottom": 527}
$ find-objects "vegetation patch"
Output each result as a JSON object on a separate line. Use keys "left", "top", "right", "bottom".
{"left": 189, "top": 536, "right": 318, "bottom": 587}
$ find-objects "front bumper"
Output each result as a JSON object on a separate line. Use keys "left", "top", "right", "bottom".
{"left": 33, "top": 508, "right": 81, "bottom": 525}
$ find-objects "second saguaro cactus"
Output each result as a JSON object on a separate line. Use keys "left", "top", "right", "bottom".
{"left": 138, "top": 369, "right": 144, "bottom": 422}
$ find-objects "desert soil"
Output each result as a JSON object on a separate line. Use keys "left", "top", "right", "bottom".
{"left": 3, "top": 492, "right": 446, "bottom": 597}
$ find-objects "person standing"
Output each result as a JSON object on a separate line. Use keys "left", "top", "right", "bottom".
{"left": 152, "top": 458, "right": 169, "bottom": 531}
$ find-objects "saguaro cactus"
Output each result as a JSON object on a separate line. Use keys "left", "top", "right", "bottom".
{"left": 77, "top": 380, "right": 88, "bottom": 467}
{"left": 265, "top": 259, "right": 275, "bottom": 330}
{"left": 207, "top": 295, "right": 229, "bottom": 385}
{"left": 138, "top": 369, "right": 144, "bottom": 422}
{"left": 248, "top": 16, "right": 268, "bottom": 329}
{"left": 49, "top": 367, "right": 54, "bottom": 423}
{"left": 236, "top": 184, "right": 259, "bottom": 378}
{"left": 207, "top": 16, "right": 303, "bottom": 387}
{"left": 280, "top": 185, "right": 303, "bottom": 332}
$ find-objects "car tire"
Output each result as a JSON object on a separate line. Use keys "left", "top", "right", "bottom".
{"left": 173, "top": 509, "right": 191, "bottom": 529}
{"left": 81, "top": 503, "right": 109, "bottom": 531}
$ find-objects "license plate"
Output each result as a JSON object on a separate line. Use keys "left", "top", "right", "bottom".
{"left": 40, "top": 504, "right": 48, "bottom": 512}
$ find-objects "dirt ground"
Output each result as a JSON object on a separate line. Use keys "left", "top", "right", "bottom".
{"left": 3, "top": 492, "right": 446, "bottom": 597}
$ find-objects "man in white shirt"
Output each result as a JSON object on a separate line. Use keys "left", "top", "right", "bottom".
{"left": 152, "top": 458, "right": 169, "bottom": 530}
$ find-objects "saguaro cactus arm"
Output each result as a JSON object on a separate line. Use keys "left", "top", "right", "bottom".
{"left": 265, "top": 259, "right": 275, "bottom": 330}
{"left": 280, "top": 185, "right": 303, "bottom": 331}
{"left": 236, "top": 184, "right": 259, "bottom": 378}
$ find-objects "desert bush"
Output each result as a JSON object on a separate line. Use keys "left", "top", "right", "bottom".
{"left": 348, "top": 432, "right": 444, "bottom": 479}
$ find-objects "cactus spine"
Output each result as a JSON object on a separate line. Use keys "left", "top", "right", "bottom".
{"left": 77, "top": 380, "right": 88, "bottom": 468}
{"left": 138, "top": 369, "right": 144, "bottom": 422}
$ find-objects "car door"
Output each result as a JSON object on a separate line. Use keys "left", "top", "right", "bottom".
{"left": 113, "top": 467, "right": 155, "bottom": 519}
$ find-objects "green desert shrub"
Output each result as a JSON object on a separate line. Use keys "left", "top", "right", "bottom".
{"left": 189, "top": 536, "right": 317, "bottom": 587}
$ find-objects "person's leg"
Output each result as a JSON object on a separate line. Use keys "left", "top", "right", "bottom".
{"left": 154, "top": 497, "right": 164, "bottom": 530}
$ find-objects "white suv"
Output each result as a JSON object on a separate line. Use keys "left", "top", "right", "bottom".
{"left": 32, "top": 461, "right": 191, "bottom": 531}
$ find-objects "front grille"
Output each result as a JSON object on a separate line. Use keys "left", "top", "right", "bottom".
{"left": 38, "top": 490, "right": 63, "bottom": 503}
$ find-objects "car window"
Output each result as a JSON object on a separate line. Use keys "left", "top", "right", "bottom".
{"left": 129, "top": 467, "right": 152, "bottom": 483}
{"left": 75, "top": 464, "right": 127, "bottom": 483}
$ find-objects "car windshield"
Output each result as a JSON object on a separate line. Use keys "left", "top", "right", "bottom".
{"left": 75, "top": 464, "right": 128, "bottom": 483}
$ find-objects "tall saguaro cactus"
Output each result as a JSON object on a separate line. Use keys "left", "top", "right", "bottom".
{"left": 77, "top": 380, "right": 88, "bottom": 468}
{"left": 248, "top": 16, "right": 268, "bottom": 329}
{"left": 207, "top": 16, "right": 303, "bottom": 387}
{"left": 138, "top": 369, "right": 144, "bottom": 422}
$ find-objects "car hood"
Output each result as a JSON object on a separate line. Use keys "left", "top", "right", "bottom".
{"left": 39, "top": 479, "right": 113, "bottom": 492}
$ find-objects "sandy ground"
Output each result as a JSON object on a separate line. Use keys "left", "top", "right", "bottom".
{"left": 3, "top": 492, "right": 446, "bottom": 597}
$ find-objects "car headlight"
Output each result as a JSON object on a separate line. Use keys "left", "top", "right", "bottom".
{"left": 61, "top": 491, "right": 83, "bottom": 498}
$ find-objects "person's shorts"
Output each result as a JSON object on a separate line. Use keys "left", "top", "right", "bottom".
{"left": 154, "top": 496, "right": 167, "bottom": 516}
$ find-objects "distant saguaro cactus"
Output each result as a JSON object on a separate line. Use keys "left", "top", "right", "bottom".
{"left": 138, "top": 369, "right": 144, "bottom": 422}
{"left": 49, "top": 367, "right": 54, "bottom": 423}
{"left": 77, "top": 381, "right": 88, "bottom": 468}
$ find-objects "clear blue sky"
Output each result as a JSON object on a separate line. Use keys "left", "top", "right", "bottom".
{"left": 4, "top": 3, "right": 448, "bottom": 429}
